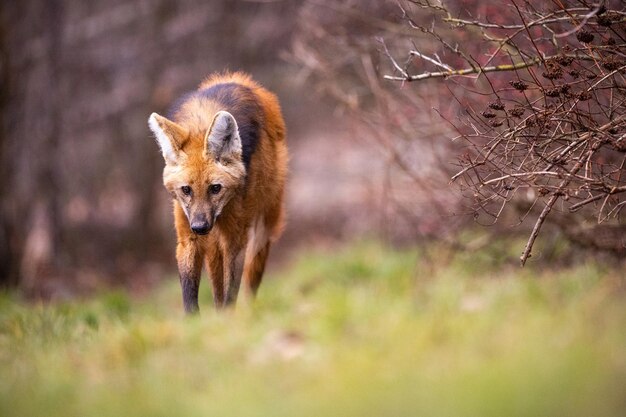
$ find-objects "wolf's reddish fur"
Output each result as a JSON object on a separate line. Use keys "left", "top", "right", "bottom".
{"left": 149, "top": 72, "right": 287, "bottom": 312}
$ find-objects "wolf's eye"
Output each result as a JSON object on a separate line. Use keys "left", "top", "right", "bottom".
{"left": 181, "top": 185, "right": 192, "bottom": 196}
{"left": 209, "top": 184, "right": 222, "bottom": 195}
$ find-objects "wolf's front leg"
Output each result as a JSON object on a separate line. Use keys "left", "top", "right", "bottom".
{"left": 223, "top": 245, "right": 245, "bottom": 307}
{"left": 205, "top": 243, "right": 225, "bottom": 308}
{"left": 177, "top": 240, "right": 203, "bottom": 314}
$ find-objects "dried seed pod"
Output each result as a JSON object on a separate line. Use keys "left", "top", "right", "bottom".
{"left": 544, "top": 88, "right": 561, "bottom": 97}
{"left": 597, "top": 15, "right": 612, "bottom": 27}
{"left": 555, "top": 55, "right": 574, "bottom": 66}
{"left": 602, "top": 58, "right": 624, "bottom": 71}
{"left": 542, "top": 60, "right": 563, "bottom": 79}
{"left": 577, "top": 91, "right": 592, "bottom": 101}
{"left": 508, "top": 107, "right": 525, "bottom": 118}
{"left": 585, "top": 72, "right": 597, "bottom": 80}
{"left": 482, "top": 110, "right": 497, "bottom": 118}
{"left": 490, "top": 119, "right": 504, "bottom": 127}
{"left": 510, "top": 80, "right": 528, "bottom": 91}
{"left": 542, "top": 70, "right": 562, "bottom": 80}
{"left": 576, "top": 29, "right": 594, "bottom": 43}
{"left": 568, "top": 70, "right": 580, "bottom": 79}
{"left": 488, "top": 100, "right": 505, "bottom": 110}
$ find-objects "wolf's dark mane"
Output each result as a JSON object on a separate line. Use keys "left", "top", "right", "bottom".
{"left": 167, "top": 83, "right": 262, "bottom": 169}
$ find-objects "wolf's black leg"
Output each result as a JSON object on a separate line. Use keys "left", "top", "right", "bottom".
{"left": 180, "top": 276, "right": 200, "bottom": 314}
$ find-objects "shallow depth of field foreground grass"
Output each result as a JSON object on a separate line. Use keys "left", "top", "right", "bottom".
{"left": 1, "top": 240, "right": 625, "bottom": 417}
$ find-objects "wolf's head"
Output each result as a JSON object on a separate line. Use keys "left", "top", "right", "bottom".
{"left": 148, "top": 111, "right": 246, "bottom": 235}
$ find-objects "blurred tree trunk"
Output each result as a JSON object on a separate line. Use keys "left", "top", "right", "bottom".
{"left": 22, "top": 0, "right": 64, "bottom": 290}
{"left": 0, "top": 3, "right": 16, "bottom": 287}
{"left": 134, "top": 0, "right": 174, "bottom": 259}
{"left": 44, "top": 0, "right": 64, "bottom": 255}
{"left": 0, "top": 0, "right": 64, "bottom": 288}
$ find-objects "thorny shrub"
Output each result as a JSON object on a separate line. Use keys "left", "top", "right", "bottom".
{"left": 294, "top": 0, "right": 626, "bottom": 263}
{"left": 384, "top": 0, "right": 626, "bottom": 263}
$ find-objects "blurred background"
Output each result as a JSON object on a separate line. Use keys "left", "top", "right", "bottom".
{"left": 1, "top": 0, "right": 624, "bottom": 298}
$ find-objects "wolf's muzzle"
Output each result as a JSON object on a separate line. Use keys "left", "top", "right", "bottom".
{"left": 191, "top": 219, "right": 212, "bottom": 235}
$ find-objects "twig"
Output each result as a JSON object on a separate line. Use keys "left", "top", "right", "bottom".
{"left": 384, "top": 56, "right": 543, "bottom": 81}
{"left": 481, "top": 171, "right": 561, "bottom": 185}
{"left": 379, "top": 38, "right": 409, "bottom": 80}
{"left": 569, "top": 186, "right": 626, "bottom": 212}
{"left": 409, "top": 50, "right": 453, "bottom": 71}
{"left": 521, "top": 139, "right": 604, "bottom": 266}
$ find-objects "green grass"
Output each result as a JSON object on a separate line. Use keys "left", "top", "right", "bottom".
{"left": 1, "top": 240, "right": 625, "bottom": 417}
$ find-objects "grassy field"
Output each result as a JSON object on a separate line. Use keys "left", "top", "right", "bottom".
{"left": 1, "top": 240, "right": 625, "bottom": 417}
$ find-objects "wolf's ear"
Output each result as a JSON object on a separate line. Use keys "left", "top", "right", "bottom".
{"left": 204, "top": 111, "right": 242, "bottom": 162}
{"left": 148, "top": 113, "right": 188, "bottom": 165}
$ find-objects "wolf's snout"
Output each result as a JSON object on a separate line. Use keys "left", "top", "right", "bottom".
{"left": 190, "top": 219, "right": 212, "bottom": 235}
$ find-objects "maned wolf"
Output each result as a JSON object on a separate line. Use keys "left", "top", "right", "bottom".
{"left": 148, "top": 72, "right": 287, "bottom": 313}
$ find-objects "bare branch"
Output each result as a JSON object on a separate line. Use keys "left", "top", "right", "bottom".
{"left": 521, "top": 138, "right": 605, "bottom": 265}
{"left": 409, "top": 50, "right": 453, "bottom": 71}
{"left": 384, "top": 56, "right": 543, "bottom": 81}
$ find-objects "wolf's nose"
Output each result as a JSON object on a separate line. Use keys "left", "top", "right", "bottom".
{"left": 191, "top": 221, "right": 210, "bottom": 235}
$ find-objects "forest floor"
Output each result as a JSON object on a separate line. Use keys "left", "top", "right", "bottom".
{"left": 1, "top": 237, "right": 625, "bottom": 417}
